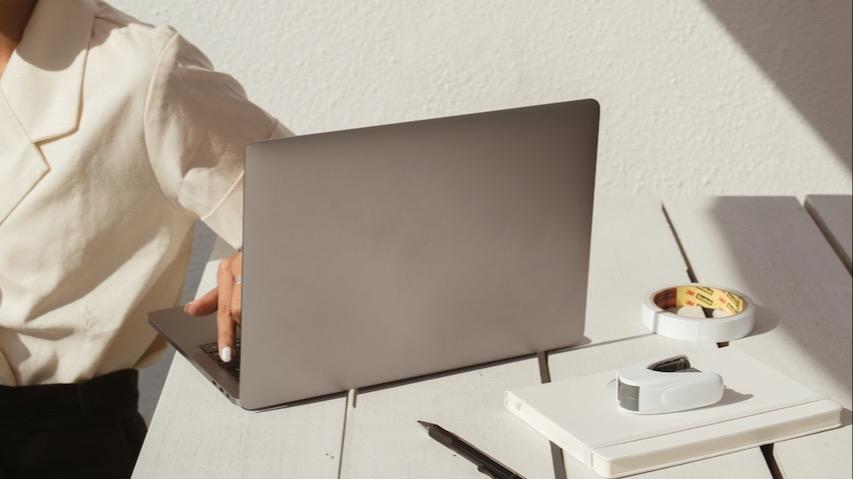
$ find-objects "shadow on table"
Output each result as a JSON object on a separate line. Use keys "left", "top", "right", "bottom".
{"left": 355, "top": 351, "right": 542, "bottom": 403}
{"left": 710, "top": 388, "right": 753, "bottom": 409}
{"left": 706, "top": 197, "right": 852, "bottom": 406}
{"left": 741, "top": 303, "right": 777, "bottom": 338}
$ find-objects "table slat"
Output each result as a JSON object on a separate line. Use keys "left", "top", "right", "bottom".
{"left": 774, "top": 425, "right": 852, "bottom": 478}
{"left": 339, "top": 358, "right": 553, "bottom": 478}
{"left": 580, "top": 195, "right": 692, "bottom": 344}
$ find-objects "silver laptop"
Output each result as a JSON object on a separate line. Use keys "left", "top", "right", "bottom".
{"left": 148, "top": 99, "right": 600, "bottom": 410}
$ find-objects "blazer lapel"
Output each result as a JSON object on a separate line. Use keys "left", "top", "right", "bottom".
{"left": 0, "top": 96, "right": 48, "bottom": 226}
{"left": 0, "top": 0, "right": 95, "bottom": 226}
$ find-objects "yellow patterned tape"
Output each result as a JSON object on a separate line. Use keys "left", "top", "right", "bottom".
{"left": 653, "top": 285, "right": 746, "bottom": 315}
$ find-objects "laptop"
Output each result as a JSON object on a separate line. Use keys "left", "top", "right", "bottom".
{"left": 148, "top": 99, "right": 600, "bottom": 410}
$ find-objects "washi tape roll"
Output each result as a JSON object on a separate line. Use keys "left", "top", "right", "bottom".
{"left": 642, "top": 285, "right": 755, "bottom": 342}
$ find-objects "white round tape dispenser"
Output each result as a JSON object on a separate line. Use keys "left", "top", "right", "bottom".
{"left": 642, "top": 285, "right": 755, "bottom": 343}
{"left": 617, "top": 354, "right": 724, "bottom": 414}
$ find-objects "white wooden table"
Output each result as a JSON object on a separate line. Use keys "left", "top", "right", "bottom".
{"left": 133, "top": 195, "right": 852, "bottom": 479}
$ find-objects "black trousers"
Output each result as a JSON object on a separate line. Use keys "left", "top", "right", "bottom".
{"left": 0, "top": 369, "right": 147, "bottom": 479}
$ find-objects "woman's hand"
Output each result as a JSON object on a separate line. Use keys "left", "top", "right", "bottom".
{"left": 183, "top": 250, "right": 243, "bottom": 362}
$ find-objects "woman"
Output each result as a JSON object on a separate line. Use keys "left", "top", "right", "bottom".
{"left": 0, "top": 0, "right": 288, "bottom": 476}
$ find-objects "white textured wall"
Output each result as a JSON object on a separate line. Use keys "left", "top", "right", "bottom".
{"left": 119, "top": 1, "right": 851, "bottom": 420}
{"left": 113, "top": 0, "right": 851, "bottom": 194}
{"left": 110, "top": 0, "right": 852, "bottom": 195}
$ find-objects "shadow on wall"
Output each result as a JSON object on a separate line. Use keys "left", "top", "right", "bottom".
{"left": 701, "top": 1, "right": 852, "bottom": 172}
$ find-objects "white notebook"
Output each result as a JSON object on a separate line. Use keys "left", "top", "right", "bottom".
{"left": 505, "top": 347, "right": 842, "bottom": 478}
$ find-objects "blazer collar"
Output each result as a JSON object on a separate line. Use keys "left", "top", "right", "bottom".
{"left": 0, "top": 0, "right": 96, "bottom": 143}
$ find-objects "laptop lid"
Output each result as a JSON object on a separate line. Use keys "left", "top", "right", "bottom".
{"left": 239, "top": 99, "right": 599, "bottom": 409}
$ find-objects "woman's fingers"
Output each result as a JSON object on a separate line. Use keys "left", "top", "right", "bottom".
{"left": 184, "top": 286, "right": 219, "bottom": 316}
{"left": 230, "top": 252, "right": 243, "bottom": 324}
{"left": 181, "top": 251, "right": 243, "bottom": 362}
{"left": 216, "top": 259, "right": 236, "bottom": 362}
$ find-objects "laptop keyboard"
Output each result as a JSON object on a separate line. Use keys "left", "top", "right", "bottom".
{"left": 200, "top": 339, "right": 241, "bottom": 379}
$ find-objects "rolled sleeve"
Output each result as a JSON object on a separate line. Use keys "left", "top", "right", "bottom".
{"left": 143, "top": 30, "right": 293, "bottom": 248}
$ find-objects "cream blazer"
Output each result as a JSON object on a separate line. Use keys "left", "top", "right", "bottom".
{"left": 0, "top": 0, "right": 290, "bottom": 385}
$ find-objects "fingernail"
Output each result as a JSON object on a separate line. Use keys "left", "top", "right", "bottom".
{"left": 220, "top": 346, "right": 232, "bottom": 363}
{"left": 183, "top": 302, "right": 192, "bottom": 314}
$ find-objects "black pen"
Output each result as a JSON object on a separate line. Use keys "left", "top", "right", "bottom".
{"left": 418, "top": 420, "right": 527, "bottom": 479}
